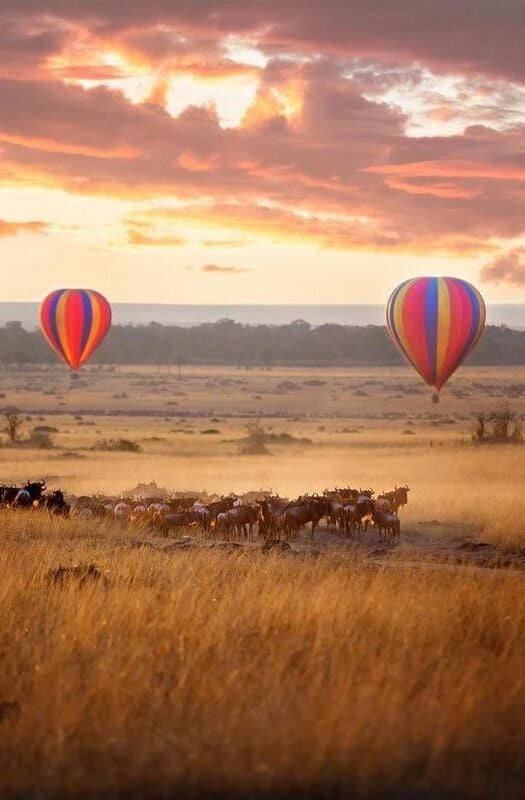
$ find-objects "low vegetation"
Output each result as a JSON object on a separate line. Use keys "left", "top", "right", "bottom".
{"left": 92, "top": 438, "right": 142, "bottom": 453}
{"left": 0, "top": 513, "right": 524, "bottom": 799}
{"left": 472, "top": 403, "right": 523, "bottom": 444}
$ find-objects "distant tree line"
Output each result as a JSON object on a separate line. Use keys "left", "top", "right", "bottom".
{"left": 0, "top": 319, "right": 524, "bottom": 367}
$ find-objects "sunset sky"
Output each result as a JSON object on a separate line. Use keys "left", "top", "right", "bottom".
{"left": 0, "top": 0, "right": 524, "bottom": 304}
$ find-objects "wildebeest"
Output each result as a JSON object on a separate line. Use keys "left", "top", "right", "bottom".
{"left": 216, "top": 504, "right": 259, "bottom": 540}
{"left": 283, "top": 497, "right": 329, "bottom": 540}
{"left": 372, "top": 508, "right": 401, "bottom": 544}
{"left": 377, "top": 486, "right": 410, "bottom": 514}
{"left": 43, "top": 489, "right": 70, "bottom": 517}
{"left": 256, "top": 497, "right": 288, "bottom": 539}
{"left": 160, "top": 512, "right": 193, "bottom": 536}
{"left": 1, "top": 480, "right": 46, "bottom": 509}
{"left": 0, "top": 486, "right": 21, "bottom": 506}
{"left": 340, "top": 491, "right": 374, "bottom": 538}
{"left": 113, "top": 502, "right": 132, "bottom": 521}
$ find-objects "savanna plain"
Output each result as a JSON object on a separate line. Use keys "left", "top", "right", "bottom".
{"left": 1, "top": 363, "right": 525, "bottom": 799}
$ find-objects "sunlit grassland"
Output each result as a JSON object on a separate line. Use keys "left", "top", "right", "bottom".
{"left": 1, "top": 364, "right": 525, "bottom": 797}
{"left": 0, "top": 511, "right": 524, "bottom": 799}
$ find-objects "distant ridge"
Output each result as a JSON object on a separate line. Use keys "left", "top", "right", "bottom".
{"left": 1, "top": 303, "right": 524, "bottom": 330}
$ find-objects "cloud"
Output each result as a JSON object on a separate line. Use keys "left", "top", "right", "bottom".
{"left": 126, "top": 229, "right": 186, "bottom": 247}
{"left": 0, "top": 219, "right": 49, "bottom": 236}
{"left": 0, "top": 5, "right": 523, "bottom": 262}
{"left": 1, "top": 1, "right": 523, "bottom": 81}
{"left": 364, "top": 160, "right": 525, "bottom": 181}
{"left": 481, "top": 248, "right": 525, "bottom": 286}
{"left": 201, "top": 263, "right": 248, "bottom": 274}
{"left": 178, "top": 151, "right": 220, "bottom": 172}
{"left": 201, "top": 238, "right": 248, "bottom": 247}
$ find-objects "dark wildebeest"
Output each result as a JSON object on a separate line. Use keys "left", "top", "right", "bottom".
{"left": 159, "top": 512, "right": 193, "bottom": 536}
{"left": 188, "top": 505, "right": 213, "bottom": 532}
{"left": 43, "top": 490, "right": 70, "bottom": 517}
{"left": 372, "top": 508, "right": 401, "bottom": 544}
{"left": 356, "top": 491, "right": 374, "bottom": 530}
{"left": 0, "top": 486, "right": 20, "bottom": 506}
{"left": 206, "top": 497, "right": 236, "bottom": 528}
{"left": 256, "top": 497, "right": 288, "bottom": 539}
{"left": 377, "top": 486, "right": 410, "bottom": 514}
{"left": 167, "top": 497, "right": 198, "bottom": 514}
{"left": 217, "top": 505, "right": 259, "bottom": 540}
{"left": 13, "top": 480, "right": 46, "bottom": 509}
{"left": 283, "top": 497, "right": 329, "bottom": 540}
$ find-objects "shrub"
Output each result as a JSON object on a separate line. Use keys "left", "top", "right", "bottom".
{"left": 2, "top": 407, "right": 23, "bottom": 443}
{"left": 239, "top": 421, "right": 270, "bottom": 455}
{"left": 33, "top": 425, "right": 59, "bottom": 434}
{"left": 471, "top": 403, "right": 523, "bottom": 444}
{"left": 29, "top": 431, "right": 54, "bottom": 449}
{"left": 93, "top": 438, "right": 142, "bottom": 453}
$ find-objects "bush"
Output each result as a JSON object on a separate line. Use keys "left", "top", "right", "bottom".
{"left": 472, "top": 403, "right": 523, "bottom": 444}
{"left": 239, "top": 421, "right": 270, "bottom": 455}
{"left": 29, "top": 431, "right": 54, "bottom": 449}
{"left": 93, "top": 438, "right": 142, "bottom": 453}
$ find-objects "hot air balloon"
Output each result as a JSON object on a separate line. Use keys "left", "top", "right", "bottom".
{"left": 39, "top": 289, "right": 112, "bottom": 370}
{"left": 387, "top": 277, "right": 485, "bottom": 391}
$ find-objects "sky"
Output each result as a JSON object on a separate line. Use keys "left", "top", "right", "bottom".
{"left": 0, "top": 0, "right": 524, "bottom": 304}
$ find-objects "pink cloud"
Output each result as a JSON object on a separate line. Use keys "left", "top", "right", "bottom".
{"left": 201, "top": 264, "right": 248, "bottom": 274}
{"left": 0, "top": 218, "right": 49, "bottom": 236}
{"left": 481, "top": 248, "right": 525, "bottom": 287}
{"left": 0, "top": 6, "right": 523, "bottom": 258}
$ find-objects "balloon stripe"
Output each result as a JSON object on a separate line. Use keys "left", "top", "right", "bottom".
{"left": 391, "top": 280, "right": 420, "bottom": 372}
{"left": 424, "top": 278, "right": 438, "bottom": 386}
{"left": 402, "top": 278, "right": 433, "bottom": 384}
{"left": 55, "top": 291, "right": 74, "bottom": 366}
{"left": 454, "top": 281, "right": 485, "bottom": 375}
{"left": 438, "top": 280, "right": 460, "bottom": 388}
{"left": 386, "top": 279, "right": 407, "bottom": 345}
{"left": 436, "top": 278, "right": 451, "bottom": 380}
{"left": 39, "top": 291, "right": 62, "bottom": 358}
{"left": 386, "top": 280, "right": 405, "bottom": 342}
{"left": 441, "top": 278, "right": 473, "bottom": 388}
{"left": 473, "top": 285, "right": 486, "bottom": 348}
{"left": 460, "top": 280, "right": 483, "bottom": 359}
{"left": 97, "top": 290, "right": 112, "bottom": 337}
{"left": 79, "top": 290, "right": 93, "bottom": 357}
{"left": 80, "top": 291, "right": 102, "bottom": 366}
{"left": 68, "top": 290, "right": 85, "bottom": 368}
{"left": 49, "top": 290, "right": 68, "bottom": 364}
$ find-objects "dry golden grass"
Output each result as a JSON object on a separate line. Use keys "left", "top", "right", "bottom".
{"left": 1, "top": 511, "right": 525, "bottom": 799}
{"left": 1, "top": 364, "right": 525, "bottom": 797}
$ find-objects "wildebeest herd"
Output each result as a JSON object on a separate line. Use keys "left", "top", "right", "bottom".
{"left": 0, "top": 481, "right": 70, "bottom": 515}
{"left": 0, "top": 481, "right": 409, "bottom": 545}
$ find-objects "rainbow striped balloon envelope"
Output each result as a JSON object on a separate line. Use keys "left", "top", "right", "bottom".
{"left": 39, "top": 289, "right": 112, "bottom": 369}
{"left": 387, "top": 277, "right": 486, "bottom": 391}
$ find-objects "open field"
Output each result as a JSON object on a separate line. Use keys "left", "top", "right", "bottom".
{"left": 1, "top": 364, "right": 525, "bottom": 798}
{"left": 1, "top": 512, "right": 525, "bottom": 799}
{"left": 1, "top": 364, "right": 525, "bottom": 547}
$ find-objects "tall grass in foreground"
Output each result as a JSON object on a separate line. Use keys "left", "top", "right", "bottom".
{"left": 1, "top": 513, "right": 525, "bottom": 798}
